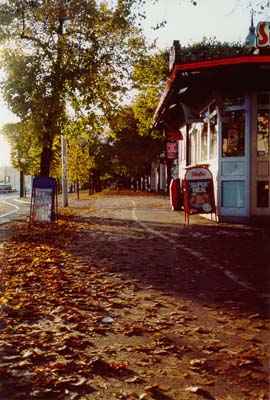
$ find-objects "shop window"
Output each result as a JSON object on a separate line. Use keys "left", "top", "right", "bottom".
{"left": 178, "top": 139, "right": 184, "bottom": 162}
{"left": 222, "top": 110, "right": 245, "bottom": 157}
{"left": 201, "top": 123, "right": 208, "bottom": 161}
{"left": 222, "top": 181, "right": 245, "bottom": 208}
{"left": 223, "top": 96, "right": 245, "bottom": 107}
{"left": 190, "top": 128, "right": 197, "bottom": 165}
{"left": 257, "top": 181, "right": 269, "bottom": 207}
{"left": 257, "top": 109, "right": 269, "bottom": 157}
{"left": 210, "top": 114, "right": 217, "bottom": 159}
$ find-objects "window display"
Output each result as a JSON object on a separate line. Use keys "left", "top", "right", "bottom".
{"left": 210, "top": 114, "right": 217, "bottom": 159}
{"left": 189, "top": 128, "right": 197, "bottom": 165}
{"left": 201, "top": 123, "right": 208, "bottom": 161}
{"left": 257, "top": 110, "right": 269, "bottom": 157}
{"left": 222, "top": 110, "right": 245, "bottom": 157}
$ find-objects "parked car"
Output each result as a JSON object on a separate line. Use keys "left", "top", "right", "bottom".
{"left": 0, "top": 183, "right": 17, "bottom": 194}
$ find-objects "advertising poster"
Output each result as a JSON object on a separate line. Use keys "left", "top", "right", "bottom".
{"left": 257, "top": 110, "right": 269, "bottom": 157}
{"left": 183, "top": 166, "right": 216, "bottom": 224}
{"left": 227, "top": 128, "right": 239, "bottom": 153}
{"left": 188, "top": 180, "right": 213, "bottom": 214}
{"left": 166, "top": 142, "right": 178, "bottom": 159}
{"left": 32, "top": 188, "right": 54, "bottom": 222}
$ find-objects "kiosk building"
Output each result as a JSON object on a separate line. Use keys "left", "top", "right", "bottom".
{"left": 153, "top": 21, "right": 270, "bottom": 224}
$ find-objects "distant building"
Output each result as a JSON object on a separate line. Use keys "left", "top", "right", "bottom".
{"left": 0, "top": 166, "right": 31, "bottom": 194}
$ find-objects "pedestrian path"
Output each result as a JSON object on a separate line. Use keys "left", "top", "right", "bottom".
{"left": 0, "top": 190, "right": 268, "bottom": 400}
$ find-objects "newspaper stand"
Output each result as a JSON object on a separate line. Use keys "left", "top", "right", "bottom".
{"left": 30, "top": 177, "right": 58, "bottom": 226}
{"left": 183, "top": 165, "right": 216, "bottom": 225}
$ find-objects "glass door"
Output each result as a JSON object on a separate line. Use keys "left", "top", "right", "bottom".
{"left": 218, "top": 96, "right": 250, "bottom": 220}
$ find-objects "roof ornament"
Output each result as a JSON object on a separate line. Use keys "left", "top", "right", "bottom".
{"left": 245, "top": 10, "right": 256, "bottom": 48}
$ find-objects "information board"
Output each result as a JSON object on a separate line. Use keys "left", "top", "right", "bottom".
{"left": 30, "top": 177, "right": 57, "bottom": 224}
{"left": 32, "top": 188, "right": 54, "bottom": 222}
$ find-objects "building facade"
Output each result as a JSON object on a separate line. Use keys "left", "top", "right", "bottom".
{"left": 0, "top": 166, "right": 31, "bottom": 195}
{"left": 153, "top": 24, "right": 270, "bottom": 223}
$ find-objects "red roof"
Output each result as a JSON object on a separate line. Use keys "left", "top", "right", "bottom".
{"left": 154, "top": 55, "right": 270, "bottom": 127}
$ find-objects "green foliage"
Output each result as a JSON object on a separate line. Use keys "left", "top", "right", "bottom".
{"left": 0, "top": 0, "right": 148, "bottom": 176}
{"left": 67, "top": 137, "right": 94, "bottom": 185}
{"left": 108, "top": 106, "right": 163, "bottom": 180}
{"left": 1, "top": 0, "right": 267, "bottom": 181}
{"left": 2, "top": 121, "right": 40, "bottom": 175}
{"left": 132, "top": 50, "right": 169, "bottom": 136}
{"left": 180, "top": 37, "right": 249, "bottom": 62}
{"left": 64, "top": 116, "right": 96, "bottom": 185}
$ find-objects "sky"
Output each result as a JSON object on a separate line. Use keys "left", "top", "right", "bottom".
{"left": 0, "top": 0, "right": 268, "bottom": 166}
{"left": 141, "top": 0, "right": 259, "bottom": 48}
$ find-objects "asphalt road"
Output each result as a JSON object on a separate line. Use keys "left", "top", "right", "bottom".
{"left": 0, "top": 194, "right": 30, "bottom": 224}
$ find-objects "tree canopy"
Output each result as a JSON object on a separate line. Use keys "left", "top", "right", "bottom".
{"left": 0, "top": 0, "right": 147, "bottom": 176}
{"left": 132, "top": 49, "right": 169, "bottom": 137}
{"left": 1, "top": 120, "right": 40, "bottom": 175}
{"left": 107, "top": 105, "right": 164, "bottom": 188}
{"left": 1, "top": 0, "right": 269, "bottom": 184}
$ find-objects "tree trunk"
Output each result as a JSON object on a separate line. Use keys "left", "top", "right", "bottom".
{"left": 20, "top": 170, "right": 24, "bottom": 198}
{"left": 76, "top": 178, "right": 80, "bottom": 200}
{"left": 142, "top": 175, "right": 146, "bottom": 191}
{"left": 40, "top": 146, "right": 53, "bottom": 177}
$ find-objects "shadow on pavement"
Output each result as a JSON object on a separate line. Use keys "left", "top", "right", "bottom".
{"left": 20, "top": 208, "right": 270, "bottom": 319}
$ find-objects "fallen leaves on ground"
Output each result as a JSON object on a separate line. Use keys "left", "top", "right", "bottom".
{"left": 0, "top": 206, "right": 269, "bottom": 400}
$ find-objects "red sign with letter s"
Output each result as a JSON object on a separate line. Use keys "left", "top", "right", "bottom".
{"left": 256, "top": 22, "right": 270, "bottom": 47}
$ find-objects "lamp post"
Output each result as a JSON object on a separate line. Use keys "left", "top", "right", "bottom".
{"left": 20, "top": 157, "right": 26, "bottom": 198}
{"left": 159, "top": 151, "right": 166, "bottom": 192}
{"left": 61, "top": 135, "right": 68, "bottom": 207}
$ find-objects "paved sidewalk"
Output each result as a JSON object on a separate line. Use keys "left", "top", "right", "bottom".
{"left": 0, "top": 190, "right": 269, "bottom": 400}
